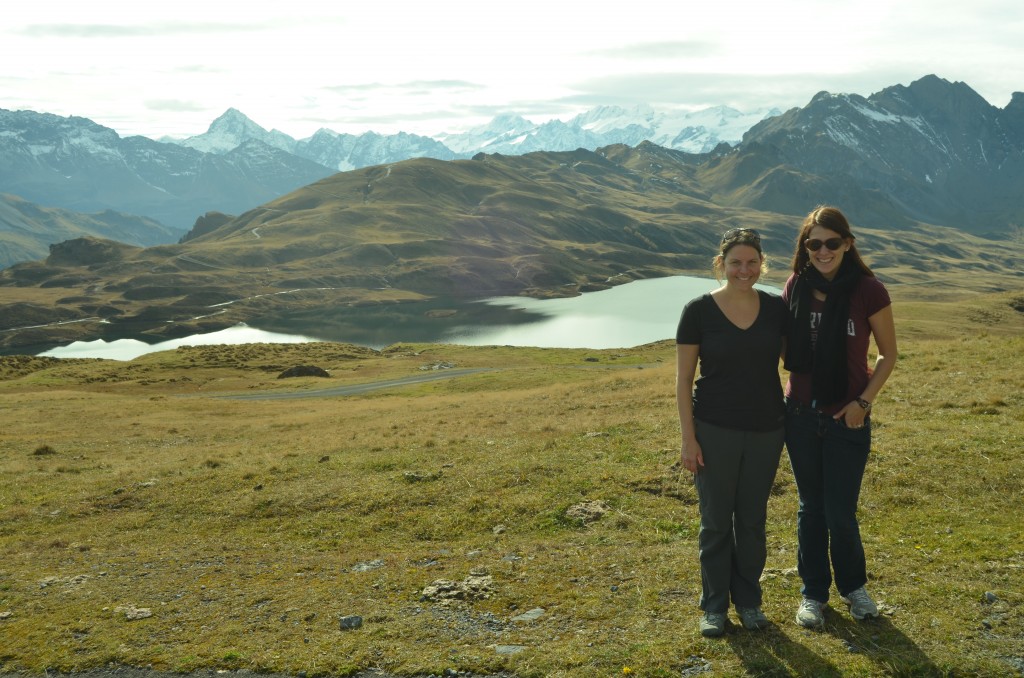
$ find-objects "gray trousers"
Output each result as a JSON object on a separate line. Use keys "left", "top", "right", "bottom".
{"left": 694, "top": 419, "right": 784, "bottom": 612}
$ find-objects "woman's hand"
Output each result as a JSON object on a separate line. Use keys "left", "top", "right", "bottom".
{"left": 681, "top": 437, "right": 704, "bottom": 473}
{"left": 835, "top": 402, "right": 867, "bottom": 429}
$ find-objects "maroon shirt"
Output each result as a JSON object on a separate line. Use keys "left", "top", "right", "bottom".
{"left": 782, "top": 273, "right": 891, "bottom": 414}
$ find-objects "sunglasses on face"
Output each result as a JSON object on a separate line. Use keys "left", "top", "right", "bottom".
{"left": 721, "top": 228, "right": 760, "bottom": 246}
{"left": 805, "top": 237, "right": 844, "bottom": 252}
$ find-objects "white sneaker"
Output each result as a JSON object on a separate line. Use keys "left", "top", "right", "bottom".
{"left": 795, "top": 597, "right": 826, "bottom": 628}
{"left": 841, "top": 586, "right": 879, "bottom": 620}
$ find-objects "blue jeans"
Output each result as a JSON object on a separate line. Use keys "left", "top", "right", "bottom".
{"left": 785, "top": 400, "right": 871, "bottom": 603}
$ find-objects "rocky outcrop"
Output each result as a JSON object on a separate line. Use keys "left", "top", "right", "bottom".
{"left": 277, "top": 365, "right": 330, "bottom": 379}
{"left": 47, "top": 237, "right": 139, "bottom": 267}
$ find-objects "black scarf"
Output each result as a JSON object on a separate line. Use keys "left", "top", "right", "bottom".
{"left": 784, "top": 257, "right": 862, "bottom": 407}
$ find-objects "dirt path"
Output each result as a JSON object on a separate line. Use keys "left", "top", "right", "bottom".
{"left": 221, "top": 368, "right": 493, "bottom": 400}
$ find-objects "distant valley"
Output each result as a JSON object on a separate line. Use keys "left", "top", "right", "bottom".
{"left": 2, "top": 74, "right": 1023, "bottom": 353}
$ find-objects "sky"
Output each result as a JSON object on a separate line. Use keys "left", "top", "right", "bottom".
{"left": 3, "top": 0, "right": 1022, "bottom": 141}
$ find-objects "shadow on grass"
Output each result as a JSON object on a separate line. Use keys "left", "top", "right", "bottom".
{"left": 826, "top": 614, "right": 941, "bottom": 675}
{"left": 724, "top": 624, "right": 841, "bottom": 677}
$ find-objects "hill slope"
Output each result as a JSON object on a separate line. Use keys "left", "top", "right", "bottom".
{"left": 2, "top": 145, "right": 1022, "bottom": 353}
{"left": 0, "top": 193, "right": 182, "bottom": 268}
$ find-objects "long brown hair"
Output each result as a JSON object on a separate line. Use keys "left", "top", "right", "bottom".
{"left": 790, "top": 205, "right": 874, "bottom": 276}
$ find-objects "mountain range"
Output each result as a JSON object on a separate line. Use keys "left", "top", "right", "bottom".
{"left": 2, "top": 74, "right": 1023, "bottom": 353}
{"left": 0, "top": 102, "right": 775, "bottom": 268}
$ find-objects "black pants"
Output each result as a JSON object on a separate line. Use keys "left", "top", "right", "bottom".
{"left": 694, "top": 419, "right": 784, "bottom": 613}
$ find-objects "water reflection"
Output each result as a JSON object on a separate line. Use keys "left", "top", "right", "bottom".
{"left": 39, "top": 276, "right": 779, "bottom": 361}
{"left": 445, "top": 276, "right": 724, "bottom": 348}
{"left": 39, "top": 325, "right": 317, "bottom": 361}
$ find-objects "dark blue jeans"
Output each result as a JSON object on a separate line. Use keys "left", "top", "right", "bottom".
{"left": 785, "top": 400, "right": 871, "bottom": 604}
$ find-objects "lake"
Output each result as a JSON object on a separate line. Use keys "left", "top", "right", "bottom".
{"left": 40, "top": 275, "right": 780, "bottom": 361}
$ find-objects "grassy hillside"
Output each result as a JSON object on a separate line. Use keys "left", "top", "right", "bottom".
{"left": 1, "top": 287, "right": 1021, "bottom": 677}
{"left": 3, "top": 147, "right": 1023, "bottom": 353}
{"left": 0, "top": 193, "right": 183, "bottom": 268}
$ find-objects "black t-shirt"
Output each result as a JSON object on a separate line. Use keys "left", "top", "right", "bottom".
{"left": 676, "top": 290, "right": 787, "bottom": 432}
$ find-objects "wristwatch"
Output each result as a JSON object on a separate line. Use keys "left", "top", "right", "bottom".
{"left": 855, "top": 397, "right": 872, "bottom": 411}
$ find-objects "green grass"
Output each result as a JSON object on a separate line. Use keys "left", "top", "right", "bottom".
{"left": 1, "top": 290, "right": 1022, "bottom": 677}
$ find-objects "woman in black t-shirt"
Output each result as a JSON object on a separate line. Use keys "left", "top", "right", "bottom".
{"left": 676, "top": 227, "right": 787, "bottom": 637}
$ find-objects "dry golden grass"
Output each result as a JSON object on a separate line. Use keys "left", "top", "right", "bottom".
{"left": 1, "top": 288, "right": 1022, "bottom": 677}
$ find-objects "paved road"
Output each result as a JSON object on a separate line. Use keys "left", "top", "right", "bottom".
{"left": 221, "top": 368, "right": 492, "bottom": 400}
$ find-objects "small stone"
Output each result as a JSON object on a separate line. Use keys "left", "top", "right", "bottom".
{"left": 983, "top": 591, "right": 999, "bottom": 604}
{"left": 117, "top": 605, "right": 152, "bottom": 621}
{"left": 0, "top": 611, "right": 12, "bottom": 620}
{"left": 351, "top": 559, "right": 385, "bottom": 573}
{"left": 511, "top": 607, "right": 545, "bottom": 622}
{"left": 338, "top": 615, "right": 363, "bottom": 630}
{"left": 494, "top": 645, "right": 527, "bottom": 655}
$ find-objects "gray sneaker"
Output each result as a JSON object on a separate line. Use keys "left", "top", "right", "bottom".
{"left": 795, "top": 597, "right": 826, "bottom": 628}
{"left": 700, "top": 611, "right": 727, "bottom": 637}
{"left": 736, "top": 606, "right": 769, "bottom": 630}
{"left": 841, "top": 586, "right": 879, "bottom": 620}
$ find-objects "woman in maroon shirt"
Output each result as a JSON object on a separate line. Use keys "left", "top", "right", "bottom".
{"left": 782, "top": 206, "right": 897, "bottom": 629}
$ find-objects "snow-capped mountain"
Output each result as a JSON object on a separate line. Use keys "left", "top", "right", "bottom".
{"left": 171, "top": 104, "right": 782, "bottom": 166}
{"left": 431, "top": 105, "right": 782, "bottom": 156}
{"left": 433, "top": 113, "right": 544, "bottom": 154}
{"left": 734, "top": 74, "right": 1024, "bottom": 233}
{"left": 298, "top": 129, "right": 458, "bottom": 172}
{"left": 0, "top": 108, "right": 334, "bottom": 235}
{"left": 177, "top": 110, "right": 458, "bottom": 171}
{"left": 176, "top": 108, "right": 299, "bottom": 155}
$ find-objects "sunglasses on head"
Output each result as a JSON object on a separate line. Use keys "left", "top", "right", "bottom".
{"left": 721, "top": 228, "right": 760, "bottom": 245}
{"left": 805, "top": 237, "right": 844, "bottom": 252}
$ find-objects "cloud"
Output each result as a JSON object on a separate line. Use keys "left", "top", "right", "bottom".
{"left": 587, "top": 41, "right": 718, "bottom": 59}
{"left": 145, "top": 99, "right": 208, "bottom": 113}
{"left": 564, "top": 70, "right": 953, "bottom": 112}
{"left": 323, "top": 80, "right": 483, "bottom": 95}
{"left": 15, "top": 22, "right": 267, "bottom": 38}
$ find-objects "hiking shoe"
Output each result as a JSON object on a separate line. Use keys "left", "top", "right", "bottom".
{"left": 736, "top": 606, "right": 770, "bottom": 630}
{"left": 795, "top": 597, "right": 826, "bottom": 628}
{"left": 699, "top": 611, "right": 728, "bottom": 637}
{"left": 841, "top": 586, "right": 879, "bottom": 620}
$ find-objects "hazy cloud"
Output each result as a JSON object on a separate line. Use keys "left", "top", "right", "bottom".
{"left": 16, "top": 21, "right": 271, "bottom": 38}
{"left": 324, "top": 80, "right": 483, "bottom": 94}
{"left": 588, "top": 41, "right": 718, "bottom": 59}
{"left": 172, "top": 65, "right": 226, "bottom": 74}
{"left": 145, "top": 99, "right": 208, "bottom": 113}
{"left": 565, "top": 70, "right": 957, "bottom": 112}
